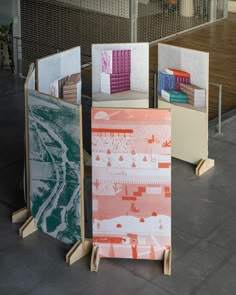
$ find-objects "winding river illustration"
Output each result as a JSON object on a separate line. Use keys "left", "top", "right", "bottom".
{"left": 28, "top": 90, "right": 81, "bottom": 244}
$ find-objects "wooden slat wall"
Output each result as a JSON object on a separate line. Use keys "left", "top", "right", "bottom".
{"left": 150, "top": 13, "right": 236, "bottom": 119}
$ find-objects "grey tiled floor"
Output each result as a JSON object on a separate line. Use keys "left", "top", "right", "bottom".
{"left": 0, "top": 70, "right": 236, "bottom": 295}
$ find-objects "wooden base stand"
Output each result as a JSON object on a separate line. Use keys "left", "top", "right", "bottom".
{"left": 12, "top": 207, "right": 29, "bottom": 223}
{"left": 19, "top": 216, "right": 38, "bottom": 238}
{"left": 83, "top": 149, "right": 91, "bottom": 167}
{"left": 90, "top": 246, "right": 171, "bottom": 275}
{"left": 66, "top": 239, "right": 92, "bottom": 266}
{"left": 164, "top": 248, "right": 172, "bottom": 276}
{"left": 90, "top": 246, "right": 100, "bottom": 272}
{"left": 195, "top": 158, "right": 215, "bottom": 176}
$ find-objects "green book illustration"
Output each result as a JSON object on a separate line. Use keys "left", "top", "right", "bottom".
{"left": 161, "top": 90, "right": 189, "bottom": 103}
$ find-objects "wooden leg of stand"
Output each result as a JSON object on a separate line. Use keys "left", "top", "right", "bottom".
{"left": 164, "top": 248, "right": 172, "bottom": 276}
{"left": 12, "top": 207, "right": 29, "bottom": 223}
{"left": 66, "top": 239, "right": 92, "bottom": 266}
{"left": 90, "top": 246, "right": 100, "bottom": 272}
{"left": 195, "top": 158, "right": 215, "bottom": 176}
{"left": 19, "top": 216, "right": 37, "bottom": 238}
{"left": 83, "top": 149, "right": 92, "bottom": 167}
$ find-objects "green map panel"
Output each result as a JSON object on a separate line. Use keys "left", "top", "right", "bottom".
{"left": 28, "top": 90, "right": 81, "bottom": 244}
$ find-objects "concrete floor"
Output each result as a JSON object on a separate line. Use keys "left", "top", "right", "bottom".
{"left": 0, "top": 69, "right": 236, "bottom": 295}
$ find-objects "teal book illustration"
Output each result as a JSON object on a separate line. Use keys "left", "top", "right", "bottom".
{"left": 161, "top": 90, "right": 189, "bottom": 103}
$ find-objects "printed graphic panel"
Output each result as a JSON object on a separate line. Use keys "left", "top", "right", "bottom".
{"left": 92, "top": 108, "right": 171, "bottom": 260}
{"left": 28, "top": 90, "right": 82, "bottom": 244}
{"left": 92, "top": 43, "right": 149, "bottom": 108}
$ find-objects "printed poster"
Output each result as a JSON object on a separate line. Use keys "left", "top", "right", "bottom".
{"left": 28, "top": 90, "right": 82, "bottom": 244}
{"left": 92, "top": 108, "right": 171, "bottom": 260}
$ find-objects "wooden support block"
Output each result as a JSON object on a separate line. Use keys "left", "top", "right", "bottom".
{"left": 164, "top": 248, "right": 172, "bottom": 276}
{"left": 12, "top": 207, "right": 29, "bottom": 223}
{"left": 90, "top": 246, "right": 100, "bottom": 272}
{"left": 19, "top": 216, "right": 38, "bottom": 238}
{"left": 66, "top": 239, "right": 92, "bottom": 266}
{"left": 83, "top": 149, "right": 92, "bottom": 167}
{"left": 195, "top": 158, "right": 215, "bottom": 176}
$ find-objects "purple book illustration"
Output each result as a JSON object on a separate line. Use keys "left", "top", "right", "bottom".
{"left": 101, "top": 72, "right": 131, "bottom": 94}
{"left": 102, "top": 50, "right": 131, "bottom": 74}
{"left": 101, "top": 49, "right": 131, "bottom": 94}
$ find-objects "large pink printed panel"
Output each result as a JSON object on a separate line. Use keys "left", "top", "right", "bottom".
{"left": 92, "top": 108, "right": 171, "bottom": 260}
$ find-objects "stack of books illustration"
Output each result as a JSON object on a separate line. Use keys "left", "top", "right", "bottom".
{"left": 101, "top": 50, "right": 131, "bottom": 94}
{"left": 180, "top": 83, "right": 206, "bottom": 107}
{"left": 161, "top": 90, "right": 188, "bottom": 103}
{"left": 50, "top": 73, "right": 81, "bottom": 103}
{"left": 159, "top": 68, "right": 205, "bottom": 107}
{"left": 63, "top": 73, "right": 81, "bottom": 103}
{"left": 158, "top": 72, "right": 176, "bottom": 95}
{"left": 50, "top": 76, "right": 69, "bottom": 98}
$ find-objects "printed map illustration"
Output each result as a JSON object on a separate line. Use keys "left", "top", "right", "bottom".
{"left": 92, "top": 108, "right": 171, "bottom": 260}
{"left": 28, "top": 90, "right": 82, "bottom": 244}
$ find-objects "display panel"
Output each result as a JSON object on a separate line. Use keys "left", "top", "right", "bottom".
{"left": 92, "top": 108, "right": 171, "bottom": 259}
{"left": 158, "top": 43, "right": 209, "bottom": 164}
{"left": 28, "top": 90, "right": 82, "bottom": 244}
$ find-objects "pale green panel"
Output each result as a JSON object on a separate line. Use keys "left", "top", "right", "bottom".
{"left": 28, "top": 90, "right": 81, "bottom": 244}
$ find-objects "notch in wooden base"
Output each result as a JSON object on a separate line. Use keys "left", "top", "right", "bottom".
{"left": 66, "top": 239, "right": 92, "bottom": 266}
{"left": 195, "top": 158, "right": 215, "bottom": 176}
{"left": 164, "top": 248, "right": 172, "bottom": 276}
{"left": 90, "top": 246, "right": 100, "bottom": 272}
{"left": 12, "top": 207, "right": 29, "bottom": 223}
{"left": 19, "top": 216, "right": 37, "bottom": 238}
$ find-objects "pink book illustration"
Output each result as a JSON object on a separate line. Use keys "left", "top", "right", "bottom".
{"left": 102, "top": 50, "right": 113, "bottom": 74}
{"left": 92, "top": 108, "right": 171, "bottom": 260}
{"left": 102, "top": 50, "right": 131, "bottom": 75}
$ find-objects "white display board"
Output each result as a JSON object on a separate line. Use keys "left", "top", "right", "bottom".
{"left": 37, "top": 47, "right": 81, "bottom": 103}
{"left": 92, "top": 43, "right": 149, "bottom": 108}
{"left": 158, "top": 43, "right": 209, "bottom": 165}
{"left": 26, "top": 63, "right": 35, "bottom": 91}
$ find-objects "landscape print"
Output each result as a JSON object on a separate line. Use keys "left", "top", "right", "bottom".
{"left": 92, "top": 108, "right": 171, "bottom": 260}
{"left": 28, "top": 90, "right": 82, "bottom": 244}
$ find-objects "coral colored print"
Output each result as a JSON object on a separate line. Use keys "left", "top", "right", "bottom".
{"left": 92, "top": 108, "right": 171, "bottom": 260}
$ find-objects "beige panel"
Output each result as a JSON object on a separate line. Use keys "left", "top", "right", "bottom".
{"left": 158, "top": 98, "right": 208, "bottom": 165}
{"left": 158, "top": 43, "right": 209, "bottom": 165}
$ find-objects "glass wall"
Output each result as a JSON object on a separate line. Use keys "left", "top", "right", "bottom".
{"left": 137, "top": 0, "right": 213, "bottom": 43}
{"left": 20, "top": 0, "right": 131, "bottom": 75}
{"left": 20, "top": 0, "right": 227, "bottom": 76}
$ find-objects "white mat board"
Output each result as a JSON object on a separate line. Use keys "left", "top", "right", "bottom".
{"left": 37, "top": 47, "right": 81, "bottom": 99}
